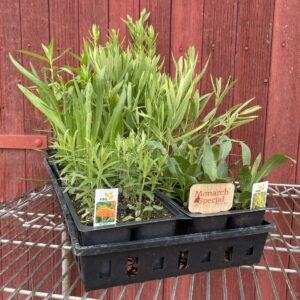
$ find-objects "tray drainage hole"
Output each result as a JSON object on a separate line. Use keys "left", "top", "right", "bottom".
{"left": 224, "top": 247, "right": 233, "bottom": 262}
{"left": 246, "top": 246, "right": 254, "bottom": 256}
{"left": 99, "top": 260, "right": 111, "bottom": 278}
{"left": 178, "top": 251, "right": 189, "bottom": 270}
{"left": 127, "top": 257, "right": 138, "bottom": 277}
{"left": 201, "top": 252, "right": 211, "bottom": 263}
{"left": 152, "top": 257, "right": 164, "bottom": 270}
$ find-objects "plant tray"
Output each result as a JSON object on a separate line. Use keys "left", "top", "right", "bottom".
{"left": 155, "top": 191, "right": 273, "bottom": 233}
{"left": 44, "top": 157, "right": 188, "bottom": 245}
{"left": 62, "top": 194, "right": 275, "bottom": 291}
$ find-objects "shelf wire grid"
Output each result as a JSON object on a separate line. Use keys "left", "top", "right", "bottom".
{"left": 0, "top": 183, "right": 299, "bottom": 299}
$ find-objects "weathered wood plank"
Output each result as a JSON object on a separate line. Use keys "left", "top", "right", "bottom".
{"left": 201, "top": 0, "right": 238, "bottom": 79}
{"left": 140, "top": 0, "right": 172, "bottom": 73}
{"left": 232, "top": 0, "right": 274, "bottom": 159}
{"left": 78, "top": 0, "right": 109, "bottom": 49}
{"left": 170, "top": 0, "right": 204, "bottom": 76}
{"left": 264, "top": 1, "right": 300, "bottom": 299}
{"left": 19, "top": 0, "right": 55, "bottom": 296}
{"left": 48, "top": 0, "right": 80, "bottom": 296}
{"left": 200, "top": 0, "right": 238, "bottom": 112}
{"left": 109, "top": 0, "right": 140, "bottom": 46}
{"left": 265, "top": 0, "right": 299, "bottom": 184}
{"left": 232, "top": 1, "right": 276, "bottom": 299}
{"left": 0, "top": 0, "right": 26, "bottom": 297}
{"left": 49, "top": 0, "right": 79, "bottom": 66}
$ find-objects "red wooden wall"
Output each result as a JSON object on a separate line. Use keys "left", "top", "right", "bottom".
{"left": 0, "top": 0, "right": 299, "bottom": 299}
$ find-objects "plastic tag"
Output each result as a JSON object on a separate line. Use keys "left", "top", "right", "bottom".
{"left": 188, "top": 183, "right": 234, "bottom": 214}
{"left": 93, "top": 188, "right": 118, "bottom": 226}
{"left": 250, "top": 181, "right": 268, "bottom": 209}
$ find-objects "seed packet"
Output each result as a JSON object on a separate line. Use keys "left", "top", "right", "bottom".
{"left": 93, "top": 188, "right": 118, "bottom": 226}
{"left": 250, "top": 181, "right": 268, "bottom": 209}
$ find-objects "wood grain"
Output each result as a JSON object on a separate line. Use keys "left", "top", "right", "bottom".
{"left": 232, "top": 0, "right": 275, "bottom": 159}
{"left": 0, "top": 0, "right": 299, "bottom": 297}
{"left": 78, "top": 0, "right": 109, "bottom": 49}
{"left": 0, "top": 0, "right": 26, "bottom": 297}
{"left": 200, "top": 0, "right": 238, "bottom": 113}
{"left": 170, "top": 0, "right": 204, "bottom": 76}
{"left": 140, "top": 0, "right": 172, "bottom": 73}
{"left": 19, "top": 0, "right": 54, "bottom": 295}
{"left": 264, "top": 1, "right": 300, "bottom": 299}
{"left": 109, "top": 0, "right": 140, "bottom": 46}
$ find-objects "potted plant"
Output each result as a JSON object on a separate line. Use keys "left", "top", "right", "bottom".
{"left": 156, "top": 136, "right": 293, "bottom": 233}
{"left": 9, "top": 9, "right": 282, "bottom": 291}
{"left": 10, "top": 9, "right": 283, "bottom": 240}
{"left": 10, "top": 10, "right": 191, "bottom": 245}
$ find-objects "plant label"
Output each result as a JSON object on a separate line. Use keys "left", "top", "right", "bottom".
{"left": 250, "top": 181, "right": 268, "bottom": 209}
{"left": 93, "top": 188, "right": 118, "bottom": 227}
{"left": 188, "top": 183, "right": 234, "bottom": 214}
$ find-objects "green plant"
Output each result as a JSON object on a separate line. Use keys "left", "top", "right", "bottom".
{"left": 10, "top": 9, "right": 265, "bottom": 222}
{"left": 234, "top": 142, "right": 295, "bottom": 208}
{"left": 162, "top": 135, "right": 234, "bottom": 206}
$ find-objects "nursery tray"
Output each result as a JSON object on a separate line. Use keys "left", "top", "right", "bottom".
{"left": 62, "top": 193, "right": 275, "bottom": 291}
{"left": 155, "top": 191, "right": 274, "bottom": 233}
{"left": 44, "top": 157, "right": 188, "bottom": 245}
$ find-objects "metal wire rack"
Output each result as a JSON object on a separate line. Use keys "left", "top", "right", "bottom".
{"left": 0, "top": 183, "right": 299, "bottom": 299}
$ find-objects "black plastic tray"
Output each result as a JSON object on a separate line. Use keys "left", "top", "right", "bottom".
{"left": 61, "top": 190, "right": 275, "bottom": 291}
{"left": 155, "top": 191, "right": 272, "bottom": 233}
{"left": 44, "top": 157, "right": 188, "bottom": 245}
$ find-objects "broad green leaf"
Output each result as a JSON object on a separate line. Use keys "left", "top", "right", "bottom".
{"left": 238, "top": 165, "right": 252, "bottom": 192}
{"left": 240, "top": 142, "right": 251, "bottom": 166}
{"left": 202, "top": 138, "right": 217, "bottom": 181}
{"left": 218, "top": 136, "right": 232, "bottom": 161}
{"left": 143, "top": 206, "right": 154, "bottom": 212}
{"left": 217, "top": 160, "right": 228, "bottom": 178}
{"left": 234, "top": 191, "right": 252, "bottom": 209}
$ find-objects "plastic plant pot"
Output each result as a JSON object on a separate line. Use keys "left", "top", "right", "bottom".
{"left": 62, "top": 197, "right": 275, "bottom": 291}
{"left": 44, "top": 157, "right": 188, "bottom": 245}
{"left": 155, "top": 191, "right": 271, "bottom": 234}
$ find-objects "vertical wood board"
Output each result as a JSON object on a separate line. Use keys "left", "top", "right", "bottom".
{"left": 78, "top": 0, "right": 109, "bottom": 49}
{"left": 232, "top": 0, "right": 275, "bottom": 159}
{"left": 140, "top": 0, "right": 172, "bottom": 73}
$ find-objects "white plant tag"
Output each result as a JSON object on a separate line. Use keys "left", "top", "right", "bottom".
{"left": 188, "top": 183, "right": 234, "bottom": 214}
{"left": 250, "top": 181, "right": 268, "bottom": 209}
{"left": 93, "top": 188, "right": 118, "bottom": 227}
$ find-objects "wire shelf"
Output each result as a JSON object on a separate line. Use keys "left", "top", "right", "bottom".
{"left": 0, "top": 183, "right": 299, "bottom": 299}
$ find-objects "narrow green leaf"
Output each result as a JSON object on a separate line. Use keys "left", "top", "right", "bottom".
{"left": 17, "top": 50, "right": 49, "bottom": 62}
{"left": 253, "top": 154, "right": 294, "bottom": 184}
{"left": 251, "top": 153, "right": 262, "bottom": 177}
{"left": 102, "top": 86, "right": 127, "bottom": 143}
{"left": 17, "top": 84, "right": 66, "bottom": 133}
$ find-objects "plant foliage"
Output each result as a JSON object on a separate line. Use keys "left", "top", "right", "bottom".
{"left": 10, "top": 9, "right": 293, "bottom": 221}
